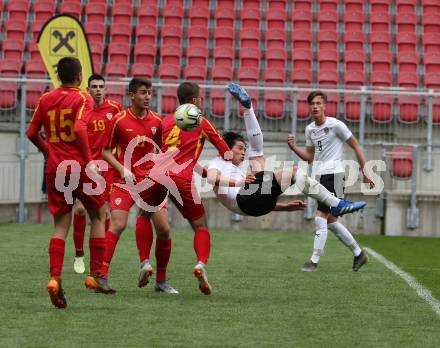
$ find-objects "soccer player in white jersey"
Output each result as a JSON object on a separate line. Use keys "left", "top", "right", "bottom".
{"left": 288, "top": 90, "right": 374, "bottom": 272}
{"left": 206, "top": 84, "right": 368, "bottom": 221}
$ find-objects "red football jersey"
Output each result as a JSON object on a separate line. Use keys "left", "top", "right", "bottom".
{"left": 161, "top": 114, "right": 230, "bottom": 178}
{"left": 108, "top": 108, "right": 163, "bottom": 183}
{"left": 29, "top": 87, "right": 94, "bottom": 173}
{"left": 87, "top": 99, "right": 122, "bottom": 160}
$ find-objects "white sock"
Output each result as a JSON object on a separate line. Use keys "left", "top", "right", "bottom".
{"left": 327, "top": 221, "right": 362, "bottom": 256}
{"left": 243, "top": 107, "right": 264, "bottom": 157}
{"left": 311, "top": 216, "right": 328, "bottom": 264}
{"left": 293, "top": 168, "right": 340, "bottom": 207}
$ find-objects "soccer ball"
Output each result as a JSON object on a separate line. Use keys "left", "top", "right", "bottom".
{"left": 174, "top": 103, "right": 202, "bottom": 131}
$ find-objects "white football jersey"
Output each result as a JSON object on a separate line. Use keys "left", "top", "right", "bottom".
{"left": 208, "top": 156, "right": 245, "bottom": 214}
{"left": 305, "top": 117, "right": 352, "bottom": 175}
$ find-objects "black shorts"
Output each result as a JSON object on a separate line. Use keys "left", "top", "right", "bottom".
{"left": 317, "top": 173, "right": 345, "bottom": 214}
{"left": 236, "top": 171, "right": 283, "bottom": 217}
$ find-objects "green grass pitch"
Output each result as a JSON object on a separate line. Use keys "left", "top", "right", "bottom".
{"left": 1, "top": 224, "right": 440, "bottom": 347}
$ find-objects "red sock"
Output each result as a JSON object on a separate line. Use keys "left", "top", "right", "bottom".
{"left": 155, "top": 239, "right": 171, "bottom": 282}
{"left": 194, "top": 227, "right": 210, "bottom": 264}
{"left": 89, "top": 237, "right": 105, "bottom": 274}
{"left": 136, "top": 215, "right": 153, "bottom": 263}
{"left": 49, "top": 238, "right": 65, "bottom": 277}
{"left": 105, "top": 217, "right": 110, "bottom": 232}
{"left": 73, "top": 214, "right": 86, "bottom": 257}
{"left": 100, "top": 231, "right": 119, "bottom": 278}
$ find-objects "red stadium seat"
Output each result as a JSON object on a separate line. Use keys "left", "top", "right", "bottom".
{"left": 108, "top": 43, "right": 130, "bottom": 64}
{"left": 391, "top": 147, "right": 413, "bottom": 178}
{"left": 266, "top": 29, "right": 287, "bottom": 49}
{"left": 398, "top": 95, "right": 420, "bottom": 123}
{"left": 2, "top": 39, "right": 24, "bottom": 61}
{"left": 370, "top": 0, "right": 390, "bottom": 13}
{"left": 25, "top": 60, "right": 47, "bottom": 77}
{"left": 371, "top": 72, "right": 393, "bottom": 122}
{"left": 369, "top": 12, "right": 391, "bottom": 33}
{"left": 266, "top": 48, "right": 287, "bottom": 69}
{"left": 160, "top": 45, "right": 182, "bottom": 65}
{"left": 318, "top": 50, "right": 338, "bottom": 71}
{"left": 422, "top": 0, "right": 440, "bottom": 14}
{"left": 264, "top": 92, "right": 285, "bottom": 119}
{"left": 131, "top": 63, "right": 154, "bottom": 79}
{"left": 269, "top": 0, "right": 287, "bottom": 10}
{"left": 424, "top": 73, "right": 440, "bottom": 88}
{"left": 0, "top": 59, "right": 21, "bottom": 76}
{"left": 215, "top": 7, "right": 235, "bottom": 27}
{"left": 398, "top": 72, "right": 419, "bottom": 88}
{"left": 158, "top": 64, "right": 180, "bottom": 80}
{"left": 423, "top": 33, "right": 440, "bottom": 54}
{"left": 111, "top": 3, "right": 133, "bottom": 25}
{"left": 217, "top": 0, "right": 235, "bottom": 9}
{"left": 291, "top": 70, "right": 313, "bottom": 119}
{"left": 344, "top": 95, "right": 362, "bottom": 121}
{"left": 396, "top": 0, "right": 416, "bottom": 14}
{"left": 396, "top": 32, "right": 417, "bottom": 53}
{"left": 422, "top": 13, "right": 440, "bottom": 34}
{"left": 184, "top": 66, "right": 207, "bottom": 81}
{"left": 105, "top": 85, "right": 125, "bottom": 106}
{"left": 85, "top": 2, "right": 106, "bottom": 23}
{"left": 26, "top": 83, "right": 48, "bottom": 109}
{"left": 5, "top": 20, "right": 27, "bottom": 40}
{"left": 293, "top": 0, "right": 312, "bottom": 10}
{"left": 291, "top": 70, "right": 312, "bottom": 85}
{"left": 134, "top": 44, "right": 156, "bottom": 64}
{"left": 425, "top": 53, "right": 440, "bottom": 74}
{"left": 161, "top": 90, "right": 178, "bottom": 114}
{"left": 213, "top": 47, "right": 234, "bottom": 67}
{"left": 214, "top": 27, "right": 235, "bottom": 47}
{"left": 163, "top": 5, "right": 184, "bottom": 26}
{"left": 89, "top": 42, "right": 104, "bottom": 72}
{"left": 31, "top": 20, "right": 45, "bottom": 40}
{"left": 371, "top": 51, "right": 392, "bottom": 72}
{"left": 110, "top": 23, "right": 132, "bottom": 43}
{"left": 85, "top": 22, "right": 106, "bottom": 44}
{"left": 187, "top": 26, "right": 209, "bottom": 47}
{"left": 397, "top": 52, "right": 419, "bottom": 73}
{"left": 212, "top": 66, "right": 234, "bottom": 81}
{"left": 240, "top": 28, "right": 261, "bottom": 48}
{"left": 264, "top": 68, "right": 285, "bottom": 84}
{"left": 291, "top": 30, "right": 312, "bottom": 49}
{"left": 7, "top": 0, "right": 29, "bottom": 22}
{"left": 34, "top": 1, "right": 55, "bottom": 22}
{"left": 292, "top": 10, "right": 312, "bottom": 30}
{"left": 345, "top": 0, "right": 363, "bottom": 12}
{"left": 345, "top": 50, "right": 365, "bottom": 72}
{"left": 138, "top": 5, "right": 158, "bottom": 26}
{"left": 318, "top": 30, "right": 338, "bottom": 51}
{"left": 318, "top": 71, "right": 339, "bottom": 116}
{"left": 28, "top": 42, "right": 41, "bottom": 60}
{"left": 242, "top": 0, "right": 261, "bottom": 9}
{"left": 237, "top": 67, "right": 259, "bottom": 83}
{"left": 189, "top": 7, "right": 209, "bottom": 27}
{"left": 0, "top": 82, "right": 18, "bottom": 109}
{"left": 186, "top": 46, "right": 209, "bottom": 66}
{"left": 239, "top": 47, "right": 261, "bottom": 69}
{"left": 318, "top": 0, "right": 338, "bottom": 11}
{"left": 292, "top": 48, "right": 313, "bottom": 70}
{"left": 161, "top": 26, "right": 182, "bottom": 46}
{"left": 344, "top": 31, "right": 364, "bottom": 51}
{"left": 136, "top": 25, "right": 157, "bottom": 45}
{"left": 396, "top": 12, "right": 417, "bottom": 33}
{"left": 105, "top": 63, "right": 128, "bottom": 77}
{"left": 60, "top": 1, "right": 82, "bottom": 19}
{"left": 240, "top": 8, "right": 261, "bottom": 29}
{"left": 344, "top": 11, "right": 364, "bottom": 32}
{"left": 266, "top": 9, "right": 287, "bottom": 30}
{"left": 371, "top": 71, "right": 392, "bottom": 87}
{"left": 318, "top": 11, "right": 338, "bottom": 31}
{"left": 370, "top": 31, "right": 391, "bottom": 52}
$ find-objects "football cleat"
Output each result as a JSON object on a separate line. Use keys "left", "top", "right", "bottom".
{"left": 47, "top": 277, "right": 67, "bottom": 309}
{"left": 85, "top": 273, "right": 116, "bottom": 294}
{"left": 352, "top": 250, "right": 368, "bottom": 272}
{"left": 154, "top": 280, "right": 179, "bottom": 294}
{"left": 301, "top": 261, "right": 318, "bottom": 272}
{"left": 138, "top": 260, "right": 154, "bottom": 288}
{"left": 330, "top": 199, "right": 366, "bottom": 217}
{"left": 228, "top": 83, "right": 252, "bottom": 109}
{"left": 73, "top": 256, "right": 85, "bottom": 274}
{"left": 193, "top": 262, "right": 212, "bottom": 295}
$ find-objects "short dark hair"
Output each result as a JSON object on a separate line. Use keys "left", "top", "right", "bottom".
{"left": 88, "top": 74, "right": 105, "bottom": 86}
{"left": 57, "top": 57, "right": 82, "bottom": 84}
{"left": 177, "top": 82, "right": 199, "bottom": 104}
{"left": 222, "top": 131, "right": 245, "bottom": 149}
{"left": 128, "top": 78, "right": 152, "bottom": 93}
{"left": 307, "top": 90, "right": 327, "bottom": 104}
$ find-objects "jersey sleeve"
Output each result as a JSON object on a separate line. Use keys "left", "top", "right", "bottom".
{"left": 335, "top": 120, "right": 352, "bottom": 142}
{"left": 73, "top": 92, "right": 94, "bottom": 163}
{"left": 26, "top": 97, "right": 48, "bottom": 154}
{"left": 305, "top": 126, "right": 313, "bottom": 147}
{"left": 201, "top": 118, "right": 230, "bottom": 157}
{"left": 208, "top": 157, "right": 224, "bottom": 171}
{"left": 108, "top": 114, "right": 121, "bottom": 150}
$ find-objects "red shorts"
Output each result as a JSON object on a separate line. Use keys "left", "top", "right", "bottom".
{"left": 169, "top": 174, "right": 205, "bottom": 221}
{"left": 46, "top": 171, "right": 106, "bottom": 216}
{"left": 102, "top": 169, "right": 115, "bottom": 202}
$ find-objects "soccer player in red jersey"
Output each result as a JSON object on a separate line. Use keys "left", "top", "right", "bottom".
{"left": 100, "top": 78, "right": 175, "bottom": 293}
{"left": 26, "top": 57, "right": 113, "bottom": 309}
{"left": 161, "top": 82, "right": 232, "bottom": 295}
{"left": 72, "top": 74, "right": 121, "bottom": 274}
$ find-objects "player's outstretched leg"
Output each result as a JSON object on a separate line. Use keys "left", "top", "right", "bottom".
{"left": 47, "top": 277, "right": 67, "bottom": 309}
{"left": 138, "top": 260, "right": 153, "bottom": 288}
{"left": 228, "top": 82, "right": 251, "bottom": 108}
{"left": 193, "top": 262, "right": 212, "bottom": 295}
{"left": 330, "top": 199, "right": 366, "bottom": 217}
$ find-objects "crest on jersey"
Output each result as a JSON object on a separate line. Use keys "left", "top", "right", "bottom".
{"left": 106, "top": 113, "right": 113, "bottom": 120}
{"left": 324, "top": 127, "right": 329, "bottom": 134}
{"left": 151, "top": 127, "right": 157, "bottom": 135}
{"left": 115, "top": 197, "right": 122, "bottom": 206}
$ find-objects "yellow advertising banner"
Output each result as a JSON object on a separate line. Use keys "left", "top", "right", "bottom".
{"left": 37, "top": 15, "right": 94, "bottom": 91}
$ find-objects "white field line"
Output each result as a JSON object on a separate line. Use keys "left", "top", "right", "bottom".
{"left": 365, "top": 247, "right": 440, "bottom": 318}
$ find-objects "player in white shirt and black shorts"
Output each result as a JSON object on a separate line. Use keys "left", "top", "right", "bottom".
{"left": 288, "top": 90, "right": 374, "bottom": 272}
{"left": 206, "top": 84, "right": 368, "bottom": 222}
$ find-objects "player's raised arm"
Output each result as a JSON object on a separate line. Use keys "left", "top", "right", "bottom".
{"left": 287, "top": 133, "right": 315, "bottom": 163}
{"left": 207, "top": 167, "right": 255, "bottom": 187}
{"left": 201, "top": 118, "right": 233, "bottom": 160}
{"left": 26, "top": 98, "right": 48, "bottom": 155}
